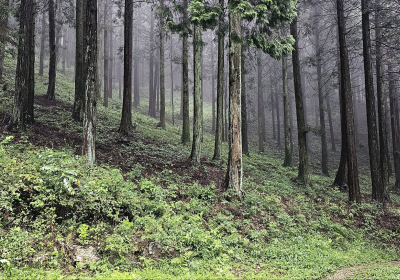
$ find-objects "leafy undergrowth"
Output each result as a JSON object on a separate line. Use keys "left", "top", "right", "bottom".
{"left": 1, "top": 63, "right": 400, "bottom": 279}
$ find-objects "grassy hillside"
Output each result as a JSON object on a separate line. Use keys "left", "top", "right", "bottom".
{"left": 1, "top": 58, "right": 400, "bottom": 279}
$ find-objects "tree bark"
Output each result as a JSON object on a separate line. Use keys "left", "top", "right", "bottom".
{"left": 38, "top": 10, "right": 46, "bottom": 76}
{"left": 282, "top": 55, "right": 292, "bottom": 166}
{"left": 225, "top": 8, "right": 242, "bottom": 199}
{"left": 149, "top": 9, "right": 155, "bottom": 117}
{"left": 315, "top": 9, "right": 329, "bottom": 176}
{"left": 389, "top": 64, "right": 400, "bottom": 190}
{"left": 362, "top": 0, "right": 384, "bottom": 202}
{"left": 73, "top": 0, "right": 85, "bottom": 121}
{"left": 133, "top": 9, "right": 139, "bottom": 107}
{"left": 213, "top": 0, "right": 224, "bottom": 159}
{"left": 336, "top": 0, "right": 360, "bottom": 202}
{"left": 103, "top": 0, "right": 109, "bottom": 107}
{"left": 326, "top": 93, "right": 336, "bottom": 151}
{"left": 257, "top": 50, "right": 265, "bottom": 152}
{"left": 170, "top": 36, "right": 174, "bottom": 125}
{"left": 211, "top": 40, "right": 216, "bottom": 133}
{"left": 181, "top": 0, "right": 190, "bottom": 144}
{"left": 276, "top": 84, "right": 281, "bottom": 147}
{"left": 190, "top": 24, "right": 202, "bottom": 164}
{"left": 0, "top": 0, "right": 9, "bottom": 81}
{"left": 46, "top": 0, "right": 56, "bottom": 100}
{"left": 159, "top": 0, "right": 166, "bottom": 129}
{"left": 8, "top": 0, "right": 35, "bottom": 131}
{"left": 291, "top": 16, "right": 309, "bottom": 185}
{"left": 241, "top": 46, "right": 249, "bottom": 156}
{"left": 83, "top": 0, "right": 97, "bottom": 164}
{"left": 118, "top": 0, "right": 134, "bottom": 135}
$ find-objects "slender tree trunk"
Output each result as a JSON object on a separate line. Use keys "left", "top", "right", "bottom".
{"left": 0, "top": 0, "right": 9, "bottom": 81}
{"left": 170, "top": 37, "right": 174, "bottom": 125}
{"left": 190, "top": 24, "right": 202, "bottom": 164}
{"left": 118, "top": 63, "right": 122, "bottom": 100}
{"left": 225, "top": 9, "right": 242, "bottom": 199}
{"left": 109, "top": 26, "right": 113, "bottom": 99}
{"left": 73, "top": 0, "right": 85, "bottom": 121}
{"left": 159, "top": 0, "right": 166, "bottom": 129}
{"left": 149, "top": 9, "right": 155, "bottom": 117}
{"left": 224, "top": 72, "right": 228, "bottom": 142}
{"left": 181, "top": 0, "right": 190, "bottom": 144}
{"left": 362, "top": 0, "right": 384, "bottom": 202}
{"left": 291, "top": 16, "right": 309, "bottom": 185}
{"left": 327, "top": 93, "right": 336, "bottom": 151}
{"left": 389, "top": 64, "right": 400, "bottom": 189}
{"left": 155, "top": 48, "right": 160, "bottom": 114}
{"left": 375, "top": 1, "right": 390, "bottom": 191}
{"left": 271, "top": 88, "right": 276, "bottom": 140}
{"left": 83, "top": 0, "right": 97, "bottom": 164}
{"left": 282, "top": 55, "right": 292, "bottom": 166}
{"left": 211, "top": 40, "right": 216, "bottom": 133}
{"left": 103, "top": 0, "right": 109, "bottom": 107}
{"left": 213, "top": 0, "right": 224, "bottom": 159}
{"left": 336, "top": 0, "right": 360, "bottom": 202}
{"left": 39, "top": 10, "right": 46, "bottom": 76}
{"left": 315, "top": 10, "right": 329, "bottom": 176}
{"left": 133, "top": 10, "right": 139, "bottom": 108}
{"left": 8, "top": 0, "right": 35, "bottom": 131}
{"left": 241, "top": 46, "right": 249, "bottom": 156}
{"left": 118, "top": 0, "right": 134, "bottom": 135}
{"left": 257, "top": 50, "right": 265, "bottom": 152}
{"left": 46, "top": 0, "right": 56, "bottom": 100}
{"left": 62, "top": 27, "right": 67, "bottom": 75}
{"left": 276, "top": 84, "right": 281, "bottom": 147}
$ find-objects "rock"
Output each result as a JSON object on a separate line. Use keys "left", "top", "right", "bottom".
{"left": 73, "top": 245, "right": 99, "bottom": 263}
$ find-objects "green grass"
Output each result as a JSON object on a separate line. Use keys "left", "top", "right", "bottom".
{"left": 1, "top": 59, "right": 400, "bottom": 279}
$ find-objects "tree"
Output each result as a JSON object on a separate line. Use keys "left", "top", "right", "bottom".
{"left": 336, "top": 0, "right": 360, "bottom": 202}
{"left": 257, "top": 49, "right": 265, "bottom": 152}
{"left": 72, "top": 0, "right": 85, "bottom": 121}
{"left": 46, "top": 0, "right": 56, "bottom": 100}
{"left": 241, "top": 45, "right": 249, "bottom": 156}
{"left": 213, "top": 0, "right": 225, "bottom": 160}
{"left": 82, "top": 0, "right": 98, "bottom": 164}
{"left": 181, "top": 0, "right": 190, "bottom": 144}
{"left": 118, "top": 0, "right": 134, "bottom": 135}
{"left": 389, "top": 64, "right": 400, "bottom": 190}
{"left": 103, "top": 0, "right": 110, "bottom": 108}
{"left": 158, "top": 0, "right": 166, "bottom": 129}
{"left": 38, "top": 10, "right": 46, "bottom": 77}
{"left": 291, "top": 15, "right": 309, "bottom": 185}
{"left": 282, "top": 55, "right": 292, "bottom": 167}
{"left": 0, "top": 0, "right": 9, "bottom": 81}
{"left": 314, "top": 6, "right": 329, "bottom": 176}
{"left": 8, "top": 0, "right": 35, "bottom": 131}
{"left": 224, "top": 6, "right": 242, "bottom": 198}
{"left": 361, "top": 0, "right": 384, "bottom": 202}
{"left": 149, "top": 9, "right": 156, "bottom": 118}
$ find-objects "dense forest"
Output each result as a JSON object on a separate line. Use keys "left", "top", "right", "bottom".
{"left": 1, "top": 0, "right": 400, "bottom": 279}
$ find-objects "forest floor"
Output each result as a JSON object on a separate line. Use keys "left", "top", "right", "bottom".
{"left": 1, "top": 60, "right": 400, "bottom": 279}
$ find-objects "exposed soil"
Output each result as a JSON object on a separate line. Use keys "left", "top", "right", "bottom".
{"left": 326, "top": 261, "right": 400, "bottom": 280}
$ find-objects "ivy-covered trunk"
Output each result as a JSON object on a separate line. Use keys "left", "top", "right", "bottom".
{"left": 225, "top": 9, "right": 242, "bottom": 199}
{"left": 190, "top": 24, "right": 202, "bottom": 164}
{"left": 83, "top": 0, "right": 97, "bottom": 164}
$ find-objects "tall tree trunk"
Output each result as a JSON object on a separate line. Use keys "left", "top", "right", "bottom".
{"left": 362, "top": 0, "right": 384, "bottom": 202}
{"left": 291, "top": 16, "right": 309, "bottom": 185}
{"left": 155, "top": 47, "right": 160, "bottom": 114}
{"left": 213, "top": 0, "right": 224, "bottom": 159}
{"left": 46, "top": 0, "right": 56, "bottom": 100}
{"left": 190, "top": 24, "right": 202, "bottom": 164}
{"left": 149, "top": 9, "right": 155, "bottom": 117}
{"left": 315, "top": 9, "right": 329, "bottom": 176}
{"left": 8, "top": 0, "right": 35, "bottom": 131}
{"left": 336, "top": 0, "right": 360, "bottom": 202}
{"left": 62, "top": 27, "right": 67, "bottom": 75}
{"left": 159, "top": 0, "right": 166, "bottom": 130}
{"left": 170, "top": 37, "right": 174, "bottom": 125}
{"left": 225, "top": 9, "right": 242, "bottom": 199}
{"left": 241, "top": 46, "right": 249, "bottom": 156}
{"left": 118, "top": 63, "right": 121, "bottom": 100}
{"left": 257, "top": 49, "right": 265, "bottom": 152}
{"left": 118, "top": 0, "right": 134, "bottom": 135}
{"left": 103, "top": 0, "right": 109, "bottom": 107}
{"left": 375, "top": 1, "right": 390, "bottom": 192}
{"left": 276, "top": 84, "right": 281, "bottom": 147}
{"left": 389, "top": 64, "right": 400, "bottom": 190}
{"left": 133, "top": 10, "right": 139, "bottom": 108}
{"left": 109, "top": 26, "right": 113, "bottom": 99}
{"left": 211, "top": 40, "right": 216, "bottom": 133}
{"left": 0, "top": 0, "right": 9, "bottom": 81}
{"left": 38, "top": 10, "right": 46, "bottom": 76}
{"left": 282, "top": 55, "right": 292, "bottom": 166}
{"left": 271, "top": 88, "right": 276, "bottom": 140}
{"left": 83, "top": 0, "right": 97, "bottom": 164}
{"left": 181, "top": 0, "right": 190, "bottom": 144}
{"left": 73, "top": 0, "right": 85, "bottom": 121}
{"left": 326, "top": 93, "right": 336, "bottom": 151}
